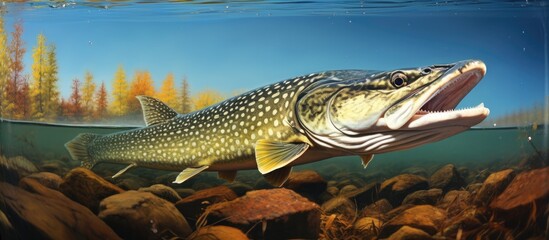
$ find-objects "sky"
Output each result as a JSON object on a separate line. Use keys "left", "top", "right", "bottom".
{"left": 3, "top": 1, "right": 548, "bottom": 121}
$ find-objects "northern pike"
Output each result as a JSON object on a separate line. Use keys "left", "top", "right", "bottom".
{"left": 66, "top": 60, "right": 489, "bottom": 186}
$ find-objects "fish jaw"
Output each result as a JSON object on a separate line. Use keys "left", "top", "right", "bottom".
{"left": 382, "top": 60, "right": 489, "bottom": 130}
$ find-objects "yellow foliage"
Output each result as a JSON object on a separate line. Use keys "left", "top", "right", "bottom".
{"left": 193, "top": 89, "right": 224, "bottom": 110}
{"left": 128, "top": 70, "right": 155, "bottom": 112}
{"left": 110, "top": 65, "right": 129, "bottom": 116}
{"left": 156, "top": 73, "right": 179, "bottom": 109}
{"left": 0, "top": 14, "right": 9, "bottom": 118}
{"left": 30, "top": 34, "right": 47, "bottom": 121}
{"left": 82, "top": 71, "right": 96, "bottom": 120}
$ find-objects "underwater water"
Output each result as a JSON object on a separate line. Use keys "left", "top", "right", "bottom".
{"left": 1, "top": 1, "right": 548, "bottom": 240}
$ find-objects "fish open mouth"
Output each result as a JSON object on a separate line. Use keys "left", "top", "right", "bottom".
{"left": 385, "top": 60, "right": 490, "bottom": 130}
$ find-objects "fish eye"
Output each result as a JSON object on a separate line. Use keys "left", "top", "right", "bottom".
{"left": 421, "top": 67, "right": 432, "bottom": 74}
{"left": 391, "top": 72, "right": 407, "bottom": 88}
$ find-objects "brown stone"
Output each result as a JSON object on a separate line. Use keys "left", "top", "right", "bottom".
{"left": 361, "top": 198, "right": 393, "bottom": 218}
{"left": 474, "top": 169, "right": 515, "bottom": 206}
{"left": 190, "top": 225, "right": 249, "bottom": 240}
{"left": 99, "top": 191, "right": 192, "bottom": 239}
{"left": 321, "top": 196, "right": 356, "bottom": 220}
{"left": 490, "top": 167, "right": 549, "bottom": 227}
{"left": 206, "top": 188, "right": 321, "bottom": 239}
{"left": 380, "top": 174, "right": 428, "bottom": 206}
{"left": 115, "top": 176, "right": 150, "bottom": 190}
{"left": 386, "top": 226, "right": 433, "bottom": 240}
{"left": 339, "top": 184, "right": 358, "bottom": 196}
{"left": 283, "top": 170, "right": 327, "bottom": 201}
{"left": 0, "top": 155, "right": 38, "bottom": 184}
{"left": 139, "top": 184, "right": 181, "bottom": 203}
{"left": 443, "top": 207, "right": 484, "bottom": 239}
{"left": 175, "top": 185, "right": 237, "bottom": 223}
{"left": 380, "top": 205, "right": 446, "bottom": 237}
{"left": 382, "top": 204, "right": 415, "bottom": 222}
{"left": 0, "top": 180, "right": 121, "bottom": 240}
{"left": 402, "top": 188, "right": 443, "bottom": 206}
{"left": 20, "top": 172, "right": 63, "bottom": 190}
{"left": 59, "top": 167, "right": 124, "bottom": 213}
{"left": 342, "top": 182, "right": 380, "bottom": 209}
{"left": 353, "top": 217, "right": 383, "bottom": 236}
{"left": 429, "top": 164, "right": 464, "bottom": 192}
{"left": 437, "top": 190, "right": 471, "bottom": 218}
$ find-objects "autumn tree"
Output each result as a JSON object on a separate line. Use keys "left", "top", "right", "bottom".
{"left": 180, "top": 77, "right": 192, "bottom": 114}
{"left": 110, "top": 65, "right": 129, "bottom": 116}
{"left": 5, "top": 22, "right": 25, "bottom": 119}
{"left": 30, "top": 34, "right": 48, "bottom": 120}
{"left": 156, "top": 73, "right": 178, "bottom": 109}
{"left": 193, "top": 89, "right": 224, "bottom": 110}
{"left": 94, "top": 81, "right": 108, "bottom": 120}
{"left": 82, "top": 71, "right": 96, "bottom": 121}
{"left": 19, "top": 77, "right": 31, "bottom": 120}
{"left": 0, "top": 13, "right": 9, "bottom": 118}
{"left": 68, "top": 78, "right": 83, "bottom": 121}
{"left": 128, "top": 70, "right": 155, "bottom": 113}
{"left": 43, "top": 44, "right": 59, "bottom": 121}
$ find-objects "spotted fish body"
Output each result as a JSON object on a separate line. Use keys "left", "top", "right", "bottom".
{"left": 66, "top": 60, "right": 490, "bottom": 186}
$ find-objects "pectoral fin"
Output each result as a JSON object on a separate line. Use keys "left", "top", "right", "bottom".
{"left": 360, "top": 154, "right": 374, "bottom": 169}
{"left": 112, "top": 163, "right": 137, "bottom": 178}
{"left": 263, "top": 166, "right": 292, "bottom": 187}
{"left": 173, "top": 166, "right": 209, "bottom": 184}
{"left": 255, "top": 139, "right": 309, "bottom": 174}
{"left": 218, "top": 170, "right": 237, "bottom": 182}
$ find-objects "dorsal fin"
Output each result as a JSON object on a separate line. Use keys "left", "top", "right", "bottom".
{"left": 136, "top": 96, "right": 178, "bottom": 126}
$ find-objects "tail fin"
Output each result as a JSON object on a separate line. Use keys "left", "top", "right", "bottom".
{"left": 65, "top": 133, "right": 99, "bottom": 169}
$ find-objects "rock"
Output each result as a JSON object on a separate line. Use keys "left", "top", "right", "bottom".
{"left": 361, "top": 199, "right": 393, "bottom": 218}
{"left": 386, "top": 226, "right": 433, "bottom": 240}
{"left": 402, "top": 188, "right": 443, "bottom": 206}
{"left": 326, "top": 186, "right": 339, "bottom": 196}
{"left": 1, "top": 179, "right": 121, "bottom": 240}
{"left": 39, "top": 160, "right": 70, "bottom": 176}
{"left": 437, "top": 190, "right": 471, "bottom": 218}
{"left": 379, "top": 174, "right": 428, "bottom": 206}
{"left": 342, "top": 182, "right": 380, "bottom": 209}
{"left": 466, "top": 183, "right": 483, "bottom": 194}
{"left": 116, "top": 176, "right": 150, "bottom": 190}
{"left": 139, "top": 184, "right": 181, "bottom": 203}
{"left": 429, "top": 164, "right": 464, "bottom": 192}
{"left": 190, "top": 225, "right": 248, "bottom": 240}
{"left": 380, "top": 205, "right": 446, "bottom": 238}
{"left": 175, "top": 188, "right": 196, "bottom": 198}
{"left": 283, "top": 170, "right": 327, "bottom": 201}
{"left": 59, "top": 167, "right": 124, "bottom": 213}
{"left": 443, "top": 207, "right": 484, "bottom": 239}
{"left": 321, "top": 196, "right": 356, "bottom": 219}
{"left": 225, "top": 182, "right": 253, "bottom": 196}
{"left": 474, "top": 169, "right": 515, "bottom": 206}
{"left": 457, "top": 167, "right": 470, "bottom": 183}
{"left": 402, "top": 166, "right": 429, "bottom": 178}
{"left": 339, "top": 184, "right": 358, "bottom": 196}
{"left": 0, "top": 155, "right": 38, "bottom": 184}
{"left": 206, "top": 188, "right": 321, "bottom": 239}
{"left": 175, "top": 186, "right": 237, "bottom": 224}
{"left": 490, "top": 167, "right": 549, "bottom": 227}
{"left": 21, "top": 172, "right": 63, "bottom": 190}
{"left": 353, "top": 217, "right": 383, "bottom": 236}
{"left": 99, "top": 191, "right": 192, "bottom": 239}
{"left": 382, "top": 204, "right": 415, "bottom": 222}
